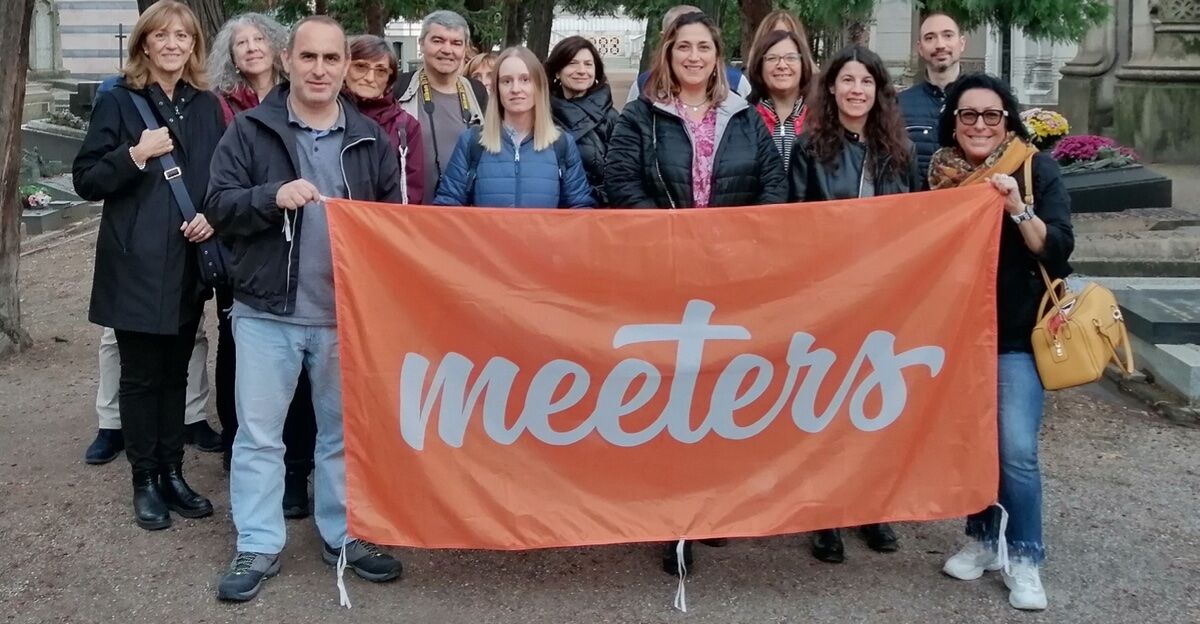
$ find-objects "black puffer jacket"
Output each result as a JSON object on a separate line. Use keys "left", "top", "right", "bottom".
{"left": 73, "top": 79, "right": 221, "bottom": 335}
{"left": 789, "top": 131, "right": 923, "bottom": 201}
{"left": 206, "top": 84, "right": 402, "bottom": 315}
{"left": 551, "top": 84, "right": 620, "bottom": 206}
{"left": 898, "top": 80, "right": 953, "bottom": 184}
{"left": 604, "top": 95, "right": 787, "bottom": 209}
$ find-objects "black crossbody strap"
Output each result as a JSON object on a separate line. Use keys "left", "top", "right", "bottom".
{"left": 127, "top": 91, "right": 197, "bottom": 222}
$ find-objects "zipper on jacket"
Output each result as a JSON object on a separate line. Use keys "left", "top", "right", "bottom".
{"left": 281, "top": 134, "right": 375, "bottom": 315}
{"left": 513, "top": 137, "right": 522, "bottom": 207}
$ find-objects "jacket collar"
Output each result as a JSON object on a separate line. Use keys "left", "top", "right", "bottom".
{"left": 245, "top": 82, "right": 377, "bottom": 144}
{"left": 650, "top": 92, "right": 750, "bottom": 156}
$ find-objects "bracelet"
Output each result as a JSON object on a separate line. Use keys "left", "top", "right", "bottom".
{"left": 1010, "top": 204, "right": 1036, "bottom": 224}
{"left": 129, "top": 147, "right": 146, "bottom": 171}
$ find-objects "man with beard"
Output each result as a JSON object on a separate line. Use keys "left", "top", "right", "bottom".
{"left": 393, "top": 10, "right": 488, "bottom": 204}
{"left": 899, "top": 12, "right": 966, "bottom": 183}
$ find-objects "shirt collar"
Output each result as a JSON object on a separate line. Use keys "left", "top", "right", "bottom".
{"left": 286, "top": 97, "right": 346, "bottom": 135}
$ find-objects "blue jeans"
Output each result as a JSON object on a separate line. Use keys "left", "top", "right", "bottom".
{"left": 966, "top": 352, "right": 1046, "bottom": 563}
{"left": 230, "top": 317, "right": 347, "bottom": 554}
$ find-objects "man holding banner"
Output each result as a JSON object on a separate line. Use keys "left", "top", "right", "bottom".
{"left": 206, "top": 15, "right": 403, "bottom": 603}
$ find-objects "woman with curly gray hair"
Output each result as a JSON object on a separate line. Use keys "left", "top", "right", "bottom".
{"left": 207, "top": 12, "right": 287, "bottom": 125}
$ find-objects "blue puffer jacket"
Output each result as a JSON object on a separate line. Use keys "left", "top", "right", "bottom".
{"left": 898, "top": 80, "right": 953, "bottom": 186}
{"left": 433, "top": 126, "right": 595, "bottom": 208}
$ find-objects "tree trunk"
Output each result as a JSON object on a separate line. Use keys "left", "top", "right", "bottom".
{"left": 137, "top": 0, "right": 224, "bottom": 45}
{"left": 740, "top": 0, "right": 774, "bottom": 59}
{"left": 364, "top": 0, "right": 386, "bottom": 37}
{"left": 525, "top": 0, "right": 555, "bottom": 61}
{"left": 0, "top": 0, "right": 35, "bottom": 355}
{"left": 846, "top": 20, "right": 871, "bottom": 47}
{"left": 693, "top": 0, "right": 722, "bottom": 28}
{"left": 638, "top": 17, "right": 656, "bottom": 73}
{"left": 502, "top": 0, "right": 524, "bottom": 48}
{"left": 464, "top": 0, "right": 498, "bottom": 53}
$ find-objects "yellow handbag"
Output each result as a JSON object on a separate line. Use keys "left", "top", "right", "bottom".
{"left": 1031, "top": 264, "right": 1135, "bottom": 390}
{"left": 1021, "top": 158, "right": 1135, "bottom": 389}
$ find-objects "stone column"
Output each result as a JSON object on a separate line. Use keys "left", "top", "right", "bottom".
{"left": 1114, "top": 0, "right": 1200, "bottom": 163}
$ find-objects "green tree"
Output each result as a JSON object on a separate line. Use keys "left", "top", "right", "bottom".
{"left": 918, "top": 0, "right": 1110, "bottom": 82}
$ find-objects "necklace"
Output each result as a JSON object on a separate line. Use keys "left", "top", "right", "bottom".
{"left": 678, "top": 97, "right": 709, "bottom": 113}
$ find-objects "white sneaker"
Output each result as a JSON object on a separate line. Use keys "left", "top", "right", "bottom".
{"left": 1002, "top": 561, "right": 1048, "bottom": 611}
{"left": 942, "top": 541, "right": 1001, "bottom": 580}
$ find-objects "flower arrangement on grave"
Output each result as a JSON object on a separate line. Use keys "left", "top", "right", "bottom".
{"left": 1051, "top": 135, "right": 1140, "bottom": 174}
{"left": 20, "top": 185, "right": 52, "bottom": 211}
{"left": 1020, "top": 108, "right": 1069, "bottom": 150}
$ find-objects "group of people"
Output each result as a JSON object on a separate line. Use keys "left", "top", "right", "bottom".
{"left": 72, "top": 0, "right": 1073, "bottom": 612}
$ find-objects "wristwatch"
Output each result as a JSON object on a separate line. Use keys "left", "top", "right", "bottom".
{"left": 1010, "top": 204, "right": 1036, "bottom": 224}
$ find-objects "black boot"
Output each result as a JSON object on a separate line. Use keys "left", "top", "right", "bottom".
{"left": 282, "top": 467, "right": 311, "bottom": 520}
{"left": 85, "top": 429, "right": 124, "bottom": 465}
{"left": 132, "top": 470, "right": 171, "bottom": 531}
{"left": 859, "top": 523, "right": 899, "bottom": 552}
{"left": 811, "top": 529, "right": 845, "bottom": 563}
{"left": 185, "top": 421, "right": 224, "bottom": 453}
{"left": 661, "top": 540, "right": 694, "bottom": 575}
{"left": 159, "top": 464, "right": 213, "bottom": 519}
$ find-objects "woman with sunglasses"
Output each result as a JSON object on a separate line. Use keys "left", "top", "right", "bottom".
{"left": 345, "top": 34, "right": 424, "bottom": 204}
{"left": 928, "top": 73, "right": 1073, "bottom": 612}
{"left": 788, "top": 45, "right": 921, "bottom": 563}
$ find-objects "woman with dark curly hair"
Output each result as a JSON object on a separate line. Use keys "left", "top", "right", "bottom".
{"left": 787, "top": 45, "right": 921, "bottom": 563}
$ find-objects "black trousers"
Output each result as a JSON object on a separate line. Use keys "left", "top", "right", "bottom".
{"left": 215, "top": 286, "right": 317, "bottom": 474}
{"left": 115, "top": 318, "right": 201, "bottom": 474}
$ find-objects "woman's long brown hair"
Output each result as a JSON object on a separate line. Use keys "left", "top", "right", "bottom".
{"left": 806, "top": 45, "right": 911, "bottom": 181}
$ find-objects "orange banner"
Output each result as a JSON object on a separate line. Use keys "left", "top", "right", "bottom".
{"left": 327, "top": 186, "right": 1004, "bottom": 550}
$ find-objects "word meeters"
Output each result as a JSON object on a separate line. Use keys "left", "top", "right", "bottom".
{"left": 398, "top": 300, "right": 946, "bottom": 450}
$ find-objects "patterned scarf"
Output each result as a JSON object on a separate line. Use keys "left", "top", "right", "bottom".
{"left": 928, "top": 132, "right": 1038, "bottom": 190}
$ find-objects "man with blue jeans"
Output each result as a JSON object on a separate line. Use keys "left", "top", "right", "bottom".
{"left": 207, "top": 14, "right": 403, "bottom": 603}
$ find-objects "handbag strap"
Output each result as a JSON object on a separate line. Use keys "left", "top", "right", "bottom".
{"left": 127, "top": 91, "right": 198, "bottom": 222}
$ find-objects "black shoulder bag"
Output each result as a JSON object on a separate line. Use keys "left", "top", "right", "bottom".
{"left": 127, "top": 91, "right": 228, "bottom": 287}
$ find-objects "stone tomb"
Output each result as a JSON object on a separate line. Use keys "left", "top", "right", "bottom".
{"left": 1120, "top": 289, "right": 1200, "bottom": 344}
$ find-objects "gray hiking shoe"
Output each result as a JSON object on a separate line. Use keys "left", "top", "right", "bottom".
{"left": 216, "top": 552, "right": 280, "bottom": 602}
{"left": 322, "top": 540, "right": 402, "bottom": 582}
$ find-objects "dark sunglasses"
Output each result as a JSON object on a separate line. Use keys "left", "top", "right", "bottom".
{"left": 954, "top": 108, "right": 1008, "bottom": 127}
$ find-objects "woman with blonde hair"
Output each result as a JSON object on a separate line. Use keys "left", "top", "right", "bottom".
{"left": 465, "top": 51, "right": 498, "bottom": 94}
{"left": 73, "top": 0, "right": 222, "bottom": 531}
{"left": 434, "top": 46, "right": 593, "bottom": 208}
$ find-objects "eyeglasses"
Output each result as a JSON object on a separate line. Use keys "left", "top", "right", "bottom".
{"left": 349, "top": 60, "right": 393, "bottom": 80}
{"left": 762, "top": 53, "right": 802, "bottom": 66}
{"left": 954, "top": 108, "right": 1007, "bottom": 126}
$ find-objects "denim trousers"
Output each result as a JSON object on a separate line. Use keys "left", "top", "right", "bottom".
{"left": 215, "top": 286, "right": 317, "bottom": 472}
{"left": 966, "top": 352, "right": 1047, "bottom": 563}
{"left": 229, "top": 316, "right": 346, "bottom": 554}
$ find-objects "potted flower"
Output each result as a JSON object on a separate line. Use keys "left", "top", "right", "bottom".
{"left": 19, "top": 184, "right": 65, "bottom": 235}
{"left": 1051, "top": 134, "right": 1171, "bottom": 212}
{"left": 1020, "top": 108, "right": 1069, "bottom": 151}
{"left": 1052, "top": 135, "right": 1139, "bottom": 174}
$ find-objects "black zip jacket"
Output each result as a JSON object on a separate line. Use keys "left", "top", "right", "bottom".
{"left": 206, "top": 84, "right": 402, "bottom": 315}
{"left": 74, "top": 79, "right": 221, "bottom": 335}
{"left": 898, "top": 80, "right": 953, "bottom": 184}
{"left": 604, "top": 95, "right": 787, "bottom": 209}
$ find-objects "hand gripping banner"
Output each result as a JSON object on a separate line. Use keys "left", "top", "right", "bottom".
{"left": 327, "top": 186, "right": 1004, "bottom": 550}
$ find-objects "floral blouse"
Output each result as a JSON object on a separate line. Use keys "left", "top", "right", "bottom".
{"left": 675, "top": 100, "right": 718, "bottom": 208}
